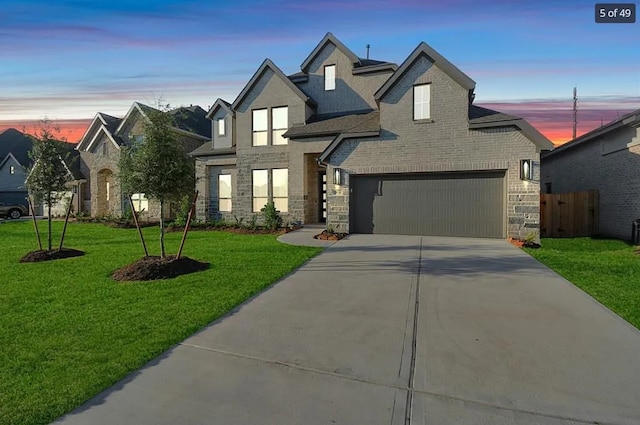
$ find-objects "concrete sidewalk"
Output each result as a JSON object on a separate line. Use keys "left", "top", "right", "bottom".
{"left": 53, "top": 235, "right": 640, "bottom": 424}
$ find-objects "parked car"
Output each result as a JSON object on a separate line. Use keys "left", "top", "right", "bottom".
{"left": 0, "top": 202, "right": 28, "bottom": 219}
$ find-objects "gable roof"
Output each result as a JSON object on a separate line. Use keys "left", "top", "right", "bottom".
{"left": 543, "top": 108, "right": 640, "bottom": 158}
{"left": 284, "top": 111, "right": 379, "bottom": 139}
{"left": 299, "top": 32, "right": 397, "bottom": 76}
{"left": 0, "top": 152, "right": 22, "bottom": 171}
{"left": 27, "top": 141, "right": 85, "bottom": 181}
{"left": 375, "top": 42, "right": 476, "bottom": 102}
{"left": 206, "top": 98, "right": 233, "bottom": 119}
{"left": 114, "top": 102, "right": 150, "bottom": 136}
{"left": 232, "top": 59, "right": 317, "bottom": 110}
{"left": 468, "top": 105, "right": 554, "bottom": 150}
{"left": 301, "top": 32, "right": 361, "bottom": 72}
{"left": 0, "top": 128, "right": 33, "bottom": 166}
{"left": 76, "top": 113, "right": 123, "bottom": 151}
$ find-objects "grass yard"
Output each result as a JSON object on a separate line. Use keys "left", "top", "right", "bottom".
{"left": 0, "top": 221, "right": 321, "bottom": 425}
{"left": 525, "top": 238, "right": 640, "bottom": 330}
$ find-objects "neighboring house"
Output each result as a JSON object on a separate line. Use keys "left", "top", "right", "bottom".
{"left": 192, "top": 32, "right": 553, "bottom": 238}
{"left": 0, "top": 128, "right": 33, "bottom": 207}
{"left": 28, "top": 147, "right": 86, "bottom": 216}
{"left": 75, "top": 102, "right": 210, "bottom": 218}
{"left": 541, "top": 109, "right": 640, "bottom": 240}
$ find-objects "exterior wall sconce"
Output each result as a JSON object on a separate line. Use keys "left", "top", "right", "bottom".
{"left": 520, "top": 159, "right": 532, "bottom": 181}
{"left": 334, "top": 168, "right": 342, "bottom": 185}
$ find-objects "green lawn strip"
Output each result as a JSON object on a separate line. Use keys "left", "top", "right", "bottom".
{"left": 0, "top": 221, "right": 321, "bottom": 425}
{"left": 525, "top": 238, "right": 640, "bottom": 330}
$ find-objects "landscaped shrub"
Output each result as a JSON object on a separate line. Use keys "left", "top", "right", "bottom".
{"left": 260, "top": 202, "right": 282, "bottom": 230}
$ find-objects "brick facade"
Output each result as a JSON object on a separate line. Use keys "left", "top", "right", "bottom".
{"left": 193, "top": 33, "right": 550, "bottom": 238}
{"left": 77, "top": 104, "right": 208, "bottom": 220}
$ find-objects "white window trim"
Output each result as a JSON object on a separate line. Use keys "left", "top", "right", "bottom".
{"left": 325, "top": 64, "right": 336, "bottom": 91}
{"left": 217, "top": 117, "right": 226, "bottom": 136}
{"left": 9, "top": 165, "right": 15, "bottom": 175}
{"left": 413, "top": 83, "right": 431, "bottom": 121}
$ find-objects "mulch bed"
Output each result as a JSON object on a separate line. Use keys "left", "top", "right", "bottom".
{"left": 165, "top": 224, "right": 302, "bottom": 235}
{"left": 508, "top": 237, "right": 541, "bottom": 249}
{"left": 314, "top": 230, "right": 349, "bottom": 241}
{"left": 112, "top": 256, "right": 210, "bottom": 281}
{"left": 20, "top": 248, "right": 85, "bottom": 263}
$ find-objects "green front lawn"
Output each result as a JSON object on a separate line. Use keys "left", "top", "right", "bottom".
{"left": 0, "top": 221, "right": 321, "bottom": 425}
{"left": 525, "top": 238, "right": 640, "bottom": 330}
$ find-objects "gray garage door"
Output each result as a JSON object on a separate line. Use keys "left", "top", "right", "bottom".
{"left": 350, "top": 171, "right": 505, "bottom": 238}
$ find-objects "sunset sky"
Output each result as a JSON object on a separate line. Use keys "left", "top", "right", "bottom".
{"left": 1, "top": 0, "right": 638, "bottom": 145}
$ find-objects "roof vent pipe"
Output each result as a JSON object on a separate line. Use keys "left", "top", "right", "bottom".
{"left": 366, "top": 44, "right": 370, "bottom": 59}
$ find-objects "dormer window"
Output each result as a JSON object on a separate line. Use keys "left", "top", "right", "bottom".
{"left": 9, "top": 165, "right": 15, "bottom": 175}
{"left": 217, "top": 118, "right": 226, "bottom": 136}
{"left": 324, "top": 64, "right": 336, "bottom": 91}
{"left": 413, "top": 83, "right": 431, "bottom": 120}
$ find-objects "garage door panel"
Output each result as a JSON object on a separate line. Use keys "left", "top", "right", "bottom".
{"left": 351, "top": 172, "right": 505, "bottom": 238}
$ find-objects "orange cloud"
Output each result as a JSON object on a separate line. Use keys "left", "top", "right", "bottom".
{"left": 0, "top": 119, "right": 92, "bottom": 144}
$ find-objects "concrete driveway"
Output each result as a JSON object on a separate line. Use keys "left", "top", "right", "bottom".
{"left": 54, "top": 235, "right": 640, "bottom": 425}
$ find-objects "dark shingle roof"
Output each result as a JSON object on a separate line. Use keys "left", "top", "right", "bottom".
{"left": 190, "top": 143, "right": 236, "bottom": 157}
{"left": 468, "top": 105, "right": 519, "bottom": 124}
{"left": 62, "top": 149, "right": 85, "bottom": 180}
{"left": 284, "top": 111, "right": 380, "bottom": 139}
{"left": 0, "top": 128, "right": 33, "bottom": 166}
{"left": 169, "top": 105, "right": 211, "bottom": 138}
{"left": 99, "top": 113, "right": 122, "bottom": 134}
{"left": 543, "top": 108, "right": 640, "bottom": 158}
{"left": 136, "top": 103, "right": 211, "bottom": 139}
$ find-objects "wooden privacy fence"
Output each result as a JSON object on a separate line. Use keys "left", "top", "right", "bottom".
{"left": 540, "top": 190, "right": 599, "bottom": 238}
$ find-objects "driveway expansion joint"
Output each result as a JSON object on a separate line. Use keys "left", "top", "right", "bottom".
{"left": 179, "top": 341, "right": 615, "bottom": 425}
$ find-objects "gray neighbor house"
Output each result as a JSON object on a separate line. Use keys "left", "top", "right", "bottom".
{"left": 191, "top": 33, "right": 553, "bottom": 239}
{"left": 541, "top": 109, "right": 640, "bottom": 240}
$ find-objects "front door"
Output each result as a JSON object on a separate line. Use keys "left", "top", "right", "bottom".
{"left": 318, "top": 171, "right": 327, "bottom": 223}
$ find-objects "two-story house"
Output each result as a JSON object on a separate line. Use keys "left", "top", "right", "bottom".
{"left": 76, "top": 102, "right": 210, "bottom": 219}
{"left": 192, "top": 33, "right": 553, "bottom": 239}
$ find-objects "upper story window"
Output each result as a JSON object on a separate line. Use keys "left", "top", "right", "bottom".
{"left": 324, "top": 65, "right": 336, "bottom": 91}
{"left": 9, "top": 165, "right": 15, "bottom": 175}
{"left": 413, "top": 83, "right": 431, "bottom": 120}
{"left": 252, "top": 109, "right": 268, "bottom": 146}
{"left": 102, "top": 142, "right": 108, "bottom": 155}
{"left": 217, "top": 118, "right": 226, "bottom": 136}
{"left": 272, "top": 106, "right": 288, "bottom": 145}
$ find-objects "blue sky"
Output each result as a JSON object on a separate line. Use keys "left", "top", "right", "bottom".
{"left": 0, "top": 0, "right": 638, "bottom": 143}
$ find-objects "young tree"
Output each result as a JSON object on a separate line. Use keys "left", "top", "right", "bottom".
{"left": 26, "top": 126, "right": 73, "bottom": 251}
{"left": 118, "top": 108, "right": 195, "bottom": 258}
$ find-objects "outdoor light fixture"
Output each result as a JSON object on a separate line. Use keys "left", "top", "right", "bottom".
{"left": 334, "top": 168, "right": 342, "bottom": 185}
{"left": 520, "top": 159, "right": 533, "bottom": 181}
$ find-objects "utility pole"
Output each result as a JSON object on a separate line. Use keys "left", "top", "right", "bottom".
{"left": 572, "top": 87, "right": 578, "bottom": 140}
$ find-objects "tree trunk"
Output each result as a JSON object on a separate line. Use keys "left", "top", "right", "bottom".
{"left": 47, "top": 195, "right": 52, "bottom": 251}
{"left": 159, "top": 199, "right": 165, "bottom": 258}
